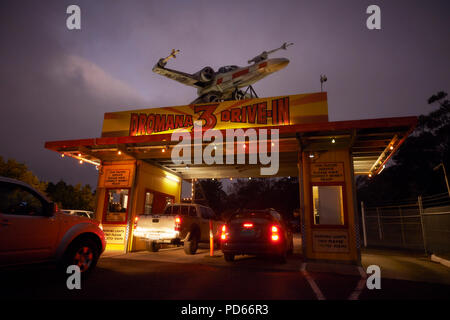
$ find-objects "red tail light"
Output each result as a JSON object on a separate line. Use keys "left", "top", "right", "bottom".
{"left": 221, "top": 224, "right": 228, "bottom": 241}
{"left": 175, "top": 216, "right": 182, "bottom": 231}
{"left": 133, "top": 216, "right": 139, "bottom": 229}
{"left": 243, "top": 223, "right": 253, "bottom": 228}
{"left": 271, "top": 225, "right": 280, "bottom": 242}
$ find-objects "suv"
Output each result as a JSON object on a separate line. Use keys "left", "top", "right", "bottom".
{"left": 0, "top": 177, "right": 106, "bottom": 274}
{"left": 134, "top": 203, "right": 223, "bottom": 254}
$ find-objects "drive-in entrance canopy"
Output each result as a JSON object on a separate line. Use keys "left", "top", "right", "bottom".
{"left": 45, "top": 92, "right": 416, "bottom": 179}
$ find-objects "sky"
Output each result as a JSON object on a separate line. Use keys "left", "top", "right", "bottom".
{"left": 0, "top": 0, "right": 449, "bottom": 188}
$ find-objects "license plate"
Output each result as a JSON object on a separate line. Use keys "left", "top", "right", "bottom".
{"left": 240, "top": 229, "right": 256, "bottom": 237}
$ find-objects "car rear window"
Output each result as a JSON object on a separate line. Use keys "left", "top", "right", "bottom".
{"left": 231, "top": 211, "right": 276, "bottom": 221}
{"left": 163, "top": 205, "right": 191, "bottom": 216}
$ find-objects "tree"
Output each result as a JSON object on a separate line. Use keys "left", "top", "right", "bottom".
{"left": 0, "top": 156, "right": 47, "bottom": 193}
{"left": 46, "top": 180, "right": 96, "bottom": 211}
{"left": 223, "top": 177, "right": 299, "bottom": 220}
{"left": 194, "top": 179, "right": 227, "bottom": 216}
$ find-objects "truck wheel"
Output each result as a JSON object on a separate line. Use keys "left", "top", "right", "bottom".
{"left": 224, "top": 253, "right": 235, "bottom": 262}
{"left": 184, "top": 234, "right": 198, "bottom": 255}
{"left": 146, "top": 241, "right": 160, "bottom": 252}
{"left": 61, "top": 238, "right": 100, "bottom": 275}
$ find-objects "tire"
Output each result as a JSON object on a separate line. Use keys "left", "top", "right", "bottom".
{"left": 146, "top": 241, "right": 160, "bottom": 252}
{"left": 183, "top": 233, "right": 199, "bottom": 255}
{"left": 61, "top": 238, "right": 100, "bottom": 275}
{"left": 224, "top": 253, "right": 235, "bottom": 262}
{"left": 287, "top": 239, "right": 294, "bottom": 255}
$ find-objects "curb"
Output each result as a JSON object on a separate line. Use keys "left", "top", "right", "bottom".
{"left": 431, "top": 254, "right": 450, "bottom": 268}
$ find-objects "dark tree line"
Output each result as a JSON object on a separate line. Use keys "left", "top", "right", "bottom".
{"left": 0, "top": 156, "right": 96, "bottom": 210}
{"left": 195, "top": 177, "right": 300, "bottom": 220}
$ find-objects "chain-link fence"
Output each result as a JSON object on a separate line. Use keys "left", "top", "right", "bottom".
{"left": 361, "top": 193, "right": 450, "bottom": 255}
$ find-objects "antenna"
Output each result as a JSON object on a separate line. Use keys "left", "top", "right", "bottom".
{"left": 320, "top": 74, "right": 327, "bottom": 92}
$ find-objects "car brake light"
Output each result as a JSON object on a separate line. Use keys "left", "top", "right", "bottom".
{"left": 271, "top": 225, "right": 280, "bottom": 242}
{"left": 243, "top": 223, "right": 253, "bottom": 228}
{"left": 133, "top": 216, "right": 139, "bottom": 229}
{"left": 175, "top": 216, "right": 181, "bottom": 231}
{"left": 221, "top": 224, "right": 228, "bottom": 240}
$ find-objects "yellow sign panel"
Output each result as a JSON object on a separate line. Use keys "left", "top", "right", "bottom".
{"left": 101, "top": 92, "right": 328, "bottom": 137}
{"left": 103, "top": 226, "right": 126, "bottom": 244}
{"left": 104, "top": 169, "right": 131, "bottom": 188}
{"left": 311, "top": 162, "right": 345, "bottom": 183}
{"left": 312, "top": 230, "right": 349, "bottom": 253}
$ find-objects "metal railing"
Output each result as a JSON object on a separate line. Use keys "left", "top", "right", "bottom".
{"left": 361, "top": 193, "right": 450, "bottom": 255}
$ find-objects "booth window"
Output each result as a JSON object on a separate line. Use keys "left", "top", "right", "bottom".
{"left": 312, "top": 185, "right": 344, "bottom": 225}
{"left": 105, "top": 189, "right": 129, "bottom": 223}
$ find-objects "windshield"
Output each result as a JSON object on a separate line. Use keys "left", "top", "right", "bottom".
{"left": 217, "top": 65, "right": 239, "bottom": 74}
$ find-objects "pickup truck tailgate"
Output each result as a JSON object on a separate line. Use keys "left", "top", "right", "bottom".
{"left": 134, "top": 214, "right": 178, "bottom": 240}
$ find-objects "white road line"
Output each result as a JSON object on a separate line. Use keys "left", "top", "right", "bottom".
{"left": 348, "top": 266, "right": 367, "bottom": 300}
{"left": 300, "top": 263, "right": 326, "bottom": 300}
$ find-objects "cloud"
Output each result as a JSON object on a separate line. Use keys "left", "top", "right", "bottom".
{"left": 49, "top": 54, "right": 148, "bottom": 107}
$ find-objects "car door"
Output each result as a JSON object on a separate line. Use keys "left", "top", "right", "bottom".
{"left": 0, "top": 182, "right": 59, "bottom": 265}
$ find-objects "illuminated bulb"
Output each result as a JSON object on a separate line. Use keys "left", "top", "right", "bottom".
{"left": 309, "top": 153, "right": 315, "bottom": 158}
{"left": 162, "top": 148, "right": 166, "bottom": 153}
{"left": 230, "top": 177, "right": 233, "bottom": 181}
{"left": 249, "top": 177, "right": 251, "bottom": 180}
{"left": 390, "top": 146, "right": 394, "bottom": 150}
{"left": 79, "top": 160, "right": 83, "bottom": 164}
{"left": 61, "top": 154, "right": 65, "bottom": 158}
{"left": 243, "top": 144, "right": 246, "bottom": 149}
{"left": 271, "top": 142, "right": 275, "bottom": 147}
{"left": 331, "top": 138, "right": 336, "bottom": 144}
{"left": 118, "top": 150, "right": 122, "bottom": 155}
{"left": 368, "top": 173, "right": 372, "bottom": 178}
{"left": 213, "top": 145, "right": 217, "bottom": 150}
{"left": 78, "top": 153, "right": 81, "bottom": 157}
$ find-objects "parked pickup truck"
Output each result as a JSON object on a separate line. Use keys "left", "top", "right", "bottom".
{"left": 133, "top": 203, "right": 223, "bottom": 255}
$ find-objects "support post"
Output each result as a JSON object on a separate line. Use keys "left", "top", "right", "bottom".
{"left": 361, "top": 201, "right": 367, "bottom": 248}
{"left": 399, "top": 206, "right": 406, "bottom": 248}
{"left": 376, "top": 207, "right": 383, "bottom": 241}
{"left": 209, "top": 220, "right": 214, "bottom": 256}
{"left": 418, "top": 195, "right": 428, "bottom": 255}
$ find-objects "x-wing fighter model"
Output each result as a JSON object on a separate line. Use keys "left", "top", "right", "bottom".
{"left": 152, "top": 43, "right": 293, "bottom": 104}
